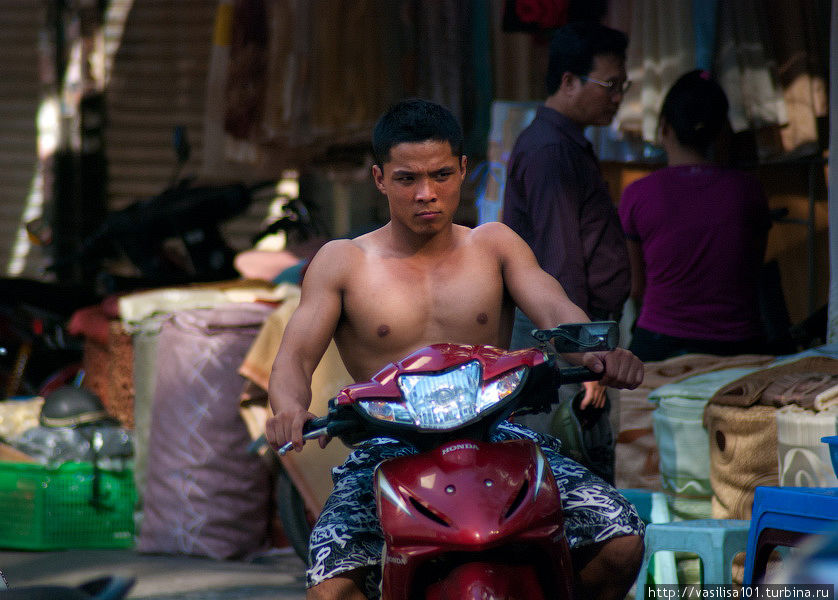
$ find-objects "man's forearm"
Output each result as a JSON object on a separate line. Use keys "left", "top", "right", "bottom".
{"left": 268, "top": 354, "right": 314, "bottom": 415}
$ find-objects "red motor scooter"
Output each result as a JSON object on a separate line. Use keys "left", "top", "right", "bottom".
{"left": 277, "top": 322, "right": 618, "bottom": 599}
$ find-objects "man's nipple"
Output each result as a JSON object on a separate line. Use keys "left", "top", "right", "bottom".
{"left": 377, "top": 324, "right": 391, "bottom": 337}
{"left": 476, "top": 312, "right": 489, "bottom": 325}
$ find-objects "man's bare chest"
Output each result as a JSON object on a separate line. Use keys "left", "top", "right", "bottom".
{"left": 340, "top": 256, "right": 507, "bottom": 349}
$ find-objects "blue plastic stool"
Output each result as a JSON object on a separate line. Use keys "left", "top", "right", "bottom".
{"left": 635, "top": 519, "right": 750, "bottom": 599}
{"left": 620, "top": 489, "right": 678, "bottom": 592}
{"left": 619, "top": 488, "right": 671, "bottom": 524}
{"left": 743, "top": 486, "right": 838, "bottom": 584}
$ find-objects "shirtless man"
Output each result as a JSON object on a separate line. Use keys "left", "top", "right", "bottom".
{"left": 266, "top": 99, "right": 645, "bottom": 600}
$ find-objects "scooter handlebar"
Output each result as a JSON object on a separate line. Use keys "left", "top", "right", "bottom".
{"left": 264, "top": 363, "right": 602, "bottom": 456}
{"left": 557, "top": 365, "right": 603, "bottom": 385}
{"left": 274, "top": 415, "right": 347, "bottom": 456}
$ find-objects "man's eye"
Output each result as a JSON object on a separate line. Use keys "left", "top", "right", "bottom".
{"left": 435, "top": 172, "right": 452, "bottom": 180}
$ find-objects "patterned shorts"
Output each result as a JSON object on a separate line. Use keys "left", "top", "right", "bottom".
{"left": 306, "top": 421, "right": 644, "bottom": 598}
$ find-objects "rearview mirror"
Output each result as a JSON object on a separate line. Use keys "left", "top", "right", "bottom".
{"left": 531, "top": 321, "right": 619, "bottom": 353}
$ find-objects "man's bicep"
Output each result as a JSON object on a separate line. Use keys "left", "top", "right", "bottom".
{"left": 272, "top": 245, "right": 347, "bottom": 379}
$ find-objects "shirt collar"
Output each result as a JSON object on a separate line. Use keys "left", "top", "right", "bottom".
{"left": 537, "top": 105, "right": 594, "bottom": 155}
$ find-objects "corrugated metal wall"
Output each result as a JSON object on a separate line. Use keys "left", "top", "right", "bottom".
{"left": 104, "top": 0, "right": 269, "bottom": 254}
{"left": 1, "top": 0, "right": 265, "bottom": 281}
{"left": 0, "top": 3, "right": 44, "bottom": 279}
{"left": 105, "top": 0, "right": 215, "bottom": 208}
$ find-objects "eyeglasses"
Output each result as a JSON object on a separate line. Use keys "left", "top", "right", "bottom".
{"left": 578, "top": 75, "right": 632, "bottom": 95}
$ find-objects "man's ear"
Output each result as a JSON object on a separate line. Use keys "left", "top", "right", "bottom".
{"left": 459, "top": 155, "right": 467, "bottom": 179}
{"left": 560, "top": 71, "right": 577, "bottom": 92}
{"left": 372, "top": 164, "right": 386, "bottom": 194}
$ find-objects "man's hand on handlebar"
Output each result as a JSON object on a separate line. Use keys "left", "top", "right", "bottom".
{"left": 579, "top": 348, "right": 643, "bottom": 391}
{"left": 265, "top": 404, "right": 329, "bottom": 453}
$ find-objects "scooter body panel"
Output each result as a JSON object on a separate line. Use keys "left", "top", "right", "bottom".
{"left": 376, "top": 438, "right": 573, "bottom": 599}
{"left": 336, "top": 344, "right": 546, "bottom": 405}
{"left": 423, "top": 561, "right": 545, "bottom": 600}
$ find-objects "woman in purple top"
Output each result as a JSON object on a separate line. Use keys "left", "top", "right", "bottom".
{"left": 619, "top": 70, "right": 771, "bottom": 362}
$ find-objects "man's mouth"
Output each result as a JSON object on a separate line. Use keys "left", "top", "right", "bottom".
{"left": 417, "top": 211, "right": 441, "bottom": 220}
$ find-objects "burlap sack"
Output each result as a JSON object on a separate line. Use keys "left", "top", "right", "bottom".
{"left": 703, "top": 403, "right": 778, "bottom": 519}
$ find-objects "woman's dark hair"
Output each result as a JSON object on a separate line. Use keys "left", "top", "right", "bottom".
{"left": 660, "top": 70, "right": 730, "bottom": 157}
{"left": 545, "top": 21, "right": 628, "bottom": 96}
{"left": 372, "top": 99, "right": 464, "bottom": 166}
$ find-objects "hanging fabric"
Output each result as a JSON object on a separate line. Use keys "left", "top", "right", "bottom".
{"left": 713, "top": 0, "right": 787, "bottom": 138}
{"left": 223, "top": 0, "right": 269, "bottom": 141}
{"left": 614, "top": 0, "right": 695, "bottom": 144}
{"left": 761, "top": 0, "right": 829, "bottom": 155}
{"left": 491, "top": 0, "right": 550, "bottom": 102}
{"left": 503, "top": 0, "right": 569, "bottom": 31}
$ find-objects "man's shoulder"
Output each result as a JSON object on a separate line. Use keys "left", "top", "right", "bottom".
{"left": 315, "top": 237, "right": 363, "bottom": 258}
{"left": 306, "top": 238, "right": 366, "bottom": 277}
{"left": 514, "top": 113, "right": 573, "bottom": 151}
{"left": 472, "top": 220, "right": 514, "bottom": 237}
{"left": 511, "top": 122, "right": 579, "bottom": 172}
{"left": 470, "top": 222, "right": 523, "bottom": 250}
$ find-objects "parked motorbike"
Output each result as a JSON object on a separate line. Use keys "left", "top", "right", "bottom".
{"left": 1, "top": 127, "right": 282, "bottom": 397}
{"left": 42, "top": 126, "right": 279, "bottom": 295}
{"left": 266, "top": 321, "right": 617, "bottom": 599}
{"left": 46, "top": 178, "right": 277, "bottom": 295}
{"left": 0, "top": 280, "right": 91, "bottom": 398}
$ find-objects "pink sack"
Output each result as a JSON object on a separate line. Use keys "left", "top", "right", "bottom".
{"left": 138, "top": 303, "right": 274, "bottom": 559}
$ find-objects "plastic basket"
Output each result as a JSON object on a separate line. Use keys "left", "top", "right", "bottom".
{"left": 0, "top": 461, "right": 135, "bottom": 550}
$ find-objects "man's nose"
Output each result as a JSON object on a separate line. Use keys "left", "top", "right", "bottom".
{"left": 415, "top": 177, "right": 435, "bottom": 202}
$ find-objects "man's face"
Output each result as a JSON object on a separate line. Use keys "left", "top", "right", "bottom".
{"left": 372, "top": 140, "right": 466, "bottom": 236}
{"left": 572, "top": 53, "right": 628, "bottom": 127}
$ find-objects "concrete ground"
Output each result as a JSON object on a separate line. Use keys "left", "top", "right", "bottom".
{"left": 0, "top": 548, "right": 307, "bottom": 599}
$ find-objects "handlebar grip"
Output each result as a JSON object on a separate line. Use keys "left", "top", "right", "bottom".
{"left": 302, "top": 416, "right": 329, "bottom": 434}
{"left": 559, "top": 366, "right": 603, "bottom": 384}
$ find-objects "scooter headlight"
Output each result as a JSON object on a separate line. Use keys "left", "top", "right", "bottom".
{"left": 358, "top": 361, "right": 526, "bottom": 430}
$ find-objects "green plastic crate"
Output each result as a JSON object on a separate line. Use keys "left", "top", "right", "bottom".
{"left": 0, "top": 461, "right": 135, "bottom": 550}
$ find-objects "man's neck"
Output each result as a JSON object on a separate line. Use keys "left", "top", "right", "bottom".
{"left": 385, "top": 221, "right": 460, "bottom": 259}
{"left": 544, "top": 94, "right": 587, "bottom": 129}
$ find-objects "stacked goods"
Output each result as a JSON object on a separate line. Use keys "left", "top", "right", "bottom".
{"left": 705, "top": 356, "right": 838, "bottom": 519}
{"left": 649, "top": 359, "right": 772, "bottom": 520}
{"left": 776, "top": 405, "right": 838, "bottom": 487}
{"left": 118, "top": 282, "right": 284, "bottom": 509}
{"left": 238, "top": 287, "right": 353, "bottom": 516}
{"left": 0, "top": 389, "right": 135, "bottom": 550}
{"left": 703, "top": 403, "right": 778, "bottom": 519}
{"left": 616, "top": 354, "right": 773, "bottom": 492}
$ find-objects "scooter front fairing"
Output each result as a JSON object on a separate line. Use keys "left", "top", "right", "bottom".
{"left": 376, "top": 437, "right": 573, "bottom": 599}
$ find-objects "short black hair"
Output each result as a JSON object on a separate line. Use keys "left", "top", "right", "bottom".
{"left": 371, "top": 99, "right": 464, "bottom": 166}
{"left": 660, "top": 70, "right": 729, "bottom": 157}
{"left": 545, "top": 21, "right": 628, "bottom": 96}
